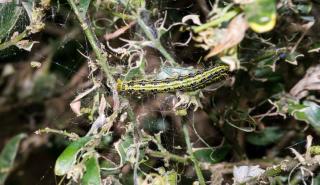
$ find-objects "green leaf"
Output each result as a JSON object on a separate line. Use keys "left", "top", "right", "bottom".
{"left": 0, "top": 133, "right": 26, "bottom": 184}
{"left": 244, "top": 0, "right": 277, "bottom": 33}
{"left": 193, "top": 146, "right": 230, "bottom": 164}
{"left": 21, "top": 0, "right": 33, "bottom": 20}
{"left": 284, "top": 51, "right": 303, "bottom": 65}
{"left": 308, "top": 42, "right": 320, "bottom": 53}
{"left": 78, "top": 0, "right": 91, "bottom": 18}
{"left": 100, "top": 158, "right": 118, "bottom": 175}
{"left": 284, "top": 100, "right": 320, "bottom": 130}
{"left": 0, "top": 2, "right": 28, "bottom": 42}
{"left": 81, "top": 156, "right": 101, "bottom": 185}
{"left": 253, "top": 58, "right": 282, "bottom": 82}
{"left": 166, "top": 170, "right": 178, "bottom": 185}
{"left": 115, "top": 133, "right": 146, "bottom": 170}
{"left": 114, "top": 134, "right": 134, "bottom": 167}
{"left": 124, "top": 58, "right": 146, "bottom": 81}
{"left": 273, "top": 97, "right": 320, "bottom": 132}
{"left": 296, "top": 4, "right": 312, "bottom": 15}
{"left": 142, "top": 117, "right": 169, "bottom": 133}
{"left": 315, "top": 173, "right": 320, "bottom": 185}
{"left": 299, "top": 101, "right": 320, "bottom": 132}
{"left": 54, "top": 137, "right": 92, "bottom": 176}
{"left": 246, "top": 127, "right": 283, "bottom": 146}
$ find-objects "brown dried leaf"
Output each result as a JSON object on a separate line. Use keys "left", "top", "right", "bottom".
{"left": 205, "top": 14, "right": 248, "bottom": 59}
{"left": 72, "top": 83, "right": 100, "bottom": 102}
{"left": 15, "top": 40, "right": 39, "bottom": 51}
{"left": 98, "top": 95, "right": 107, "bottom": 115}
{"left": 290, "top": 65, "right": 320, "bottom": 99}
{"left": 70, "top": 84, "right": 100, "bottom": 115}
{"left": 70, "top": 100, "right": 81, "bottom": 116}
{"left": 104, "top": 21, "right": 136, "bottom": 41}
{"left": 1, "top": 64, "right": 15, "bottom": 77}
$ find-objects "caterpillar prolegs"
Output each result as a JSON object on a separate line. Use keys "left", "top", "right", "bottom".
{"left": 116, "top": 65, "right": 231, "bottom": 94}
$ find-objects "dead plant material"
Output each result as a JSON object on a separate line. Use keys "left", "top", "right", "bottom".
{"left": 290, "top": 65, "right": 320, "bottom": 99}
{"left": 104, "top": 21, "right": 136, "bottom": 41}
{"left": 205, "top": 14, "right": 248, "bottom": 59}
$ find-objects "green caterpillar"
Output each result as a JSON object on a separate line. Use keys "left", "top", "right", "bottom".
{"left": 117, "top": 65, "right": 231, "bottom": 94}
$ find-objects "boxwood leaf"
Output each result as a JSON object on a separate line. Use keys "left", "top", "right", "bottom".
{"left": 54, "top": 137, "right": 91, "bottom": 176}
{"left": 114, "top": 134, "right": 134, "bottom": 166}
{"left": 273, "top": 97, "right": 320, "bottom": 132}
{"left": 78, "top": 0, "right": 91, "bottom": 18}
{"left": 246, "top": 127, "right": 283, "bottom": 146}
{"left": 82, "top": 156, "right": 101, "bottom": 185}
{"left": 193, "top": 146, "right": 230, "bottom": 164}
{"left": 0, "top": 133, "right": 26, "bottom": 184}
{"left": 0, "top": 2, "right": 28, "bottom": 42}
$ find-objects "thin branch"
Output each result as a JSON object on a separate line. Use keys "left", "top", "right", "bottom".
{"left": 66, "top": 0, "right": 120, "bottom": 112}
{"left": 146, "top": 149, "right": 189, "bottom": 164}
{"left": 182, "top": 120, "right": 206, "bottom": 185}
{"left": 35, "top": 127, "right": 79, "bottom": 140}
{"left": 104, "top": 21, "right": 136, "bottom": 41}
{"left": 0, "top": 30, "right": 28, "bottom": 50}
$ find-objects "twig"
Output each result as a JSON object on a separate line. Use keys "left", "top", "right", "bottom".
{"left": 245, "top": 145, "right": 320, "bottom": 184}
{"left": 126, "top": 104, "right": 142, "bottom": 185}
{"left": 104, "top": 21, "right": 136, "bottom": 41}
{"left": 66, "top": 0, "right": 120, "bottom": 112}
{"left": 146, "top": 149, "right": 189, "bottom": 164}
{"left": 182, "top": 119, "right": 206, "bottom": 185}
{"left": 0, "top": 30, "right": 28, "bottom": 50}
{"left": 35, "top": 127, "right": 79, "bottom": 140}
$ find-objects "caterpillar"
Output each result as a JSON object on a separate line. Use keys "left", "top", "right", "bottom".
{"left": 116, "top": 65, "right": 231, "bottom": 94}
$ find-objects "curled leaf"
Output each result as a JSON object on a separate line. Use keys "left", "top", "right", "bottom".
{"left": 182, "top": 14, "right": 202, "bottom": 25}
{"left": 205, "top": 14, "right": 248, "bottom": 59}
{"left": 15, "top": 40, "right": 39, "bottom": 51}
{"left": 290, "top": 65, "right": 320, "bottom": 99}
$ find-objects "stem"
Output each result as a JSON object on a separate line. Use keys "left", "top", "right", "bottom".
{"left": 66, "top": 0, "right": 115, "bottom": 86}
{"left": 126, "top": 105, "right": 141, "bottom": 185}
{"left": 146, "top": 149, "right": 189, "bottom": 164}
{"left": 35, "top": 127, "right": 79, "bottom": 140}
{"left": 66, "top": 0, "right": 120, "bottom": 113}
{"left": 192, "top": 10, "right": 238, "bottom": 33}
{"left": 0, "top": 30, "right": 28, "bottom": 50}
{"left": 182, "top": 121, "right": 206, "bottom": 185}
{"left": 136, "top": 10, "right": 178, "bottom": 66}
